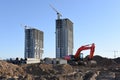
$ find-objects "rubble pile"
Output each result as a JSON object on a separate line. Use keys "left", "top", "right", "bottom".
{"left": 23, "top": 63, "right": 75, "bottom": 79}
{"left": 96, "top": 68, "right": 120, "bottom": 80}
{"left": 23, "top": 63, "right": 55, "bottom": 79}
{"left": 0, "top": 61, "right": 33, "bottom": 80}
{"left": 0, "top": 55, "right": 120, "bottom": 80}
{"left": 93, "top": 55, "right": 117, "bottom": 66}
{"left": 53, "top": 64, "right": 73, "bottom": 74}
{"left": 114, "top": 57, "right": 120, "bottom": 64}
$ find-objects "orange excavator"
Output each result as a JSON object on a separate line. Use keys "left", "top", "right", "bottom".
{"left": 64, "top": 43, "right": 96, "bottom": 65}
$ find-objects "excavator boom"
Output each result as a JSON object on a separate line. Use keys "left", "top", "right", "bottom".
{"left": 74, "top": 43, "right": 95, "bottom": 59}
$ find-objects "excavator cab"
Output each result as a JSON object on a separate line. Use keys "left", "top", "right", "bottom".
{"left": 65, "top": 53, "right": 83, "bottom": 61}
{"left": 80, "top": 53, "right": 83, "bottom": 60}
{"left": 74, "top": 53, "right": 84, "bottom": 61}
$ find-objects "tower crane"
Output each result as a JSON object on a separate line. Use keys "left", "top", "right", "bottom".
{"left": 50, "top": 4, "right": 62, "bottom": 19}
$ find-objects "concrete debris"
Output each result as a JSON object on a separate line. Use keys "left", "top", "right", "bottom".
{"left": 0, "top": 55, "right": 120, "bottom": 80}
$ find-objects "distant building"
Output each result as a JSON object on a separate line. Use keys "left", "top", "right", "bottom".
{"left": 56, "top": 18, "right": 73, "bottom": 58}
{"left": 25, "top": 27, "right": 43, "bottom": 59}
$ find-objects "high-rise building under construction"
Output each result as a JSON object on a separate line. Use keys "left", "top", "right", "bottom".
{"left": 56, "top": 18, "right": 73, "bottom": 58}
{"left": 25, "top": 27, "right": 43, "bottom": 59}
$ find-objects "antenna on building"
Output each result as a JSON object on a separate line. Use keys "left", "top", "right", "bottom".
{"left": 50, "top": 4, "right": 62, "bottom": 19}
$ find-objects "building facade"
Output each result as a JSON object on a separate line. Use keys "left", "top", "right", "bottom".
{"left": 56, "top": 18, "right": 73, "bottom": 58}
{"left": 25, "top": 27, "right": 43, "bottom": 59}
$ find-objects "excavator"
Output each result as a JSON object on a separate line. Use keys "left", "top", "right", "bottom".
{"left": 64, "top": 43, "right": 96, "bottom": 66}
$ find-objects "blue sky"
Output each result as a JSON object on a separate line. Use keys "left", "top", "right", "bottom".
{"left": 0, "top": 0, "right": 120, "bottom": 59}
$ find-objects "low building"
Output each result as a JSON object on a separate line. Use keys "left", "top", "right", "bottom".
{"left": 25, "top": 58, "right": 40, "bottom": 64}
{"left": 44, "top": 58, "right": 67, "bottom": 64}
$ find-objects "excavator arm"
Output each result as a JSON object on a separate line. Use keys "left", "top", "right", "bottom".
{"left": 74, "top": 43, "right": 95, "bottom": 59}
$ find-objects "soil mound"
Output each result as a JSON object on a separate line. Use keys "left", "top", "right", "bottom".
{"left": 114, "top": 57, "right": 120, "bottom": 64}
{"left": 93, "top": 55, "right": 117, "bottom": 66}
{"left": 0, "top": 60, "right": 32, "bottom": 79}
{"left": 0, "top": 55, "right": 120, "bottom": 80}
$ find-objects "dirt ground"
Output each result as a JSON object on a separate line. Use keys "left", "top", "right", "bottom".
{"left": 0, "top": 55, "right": 120, "bottom": 80}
